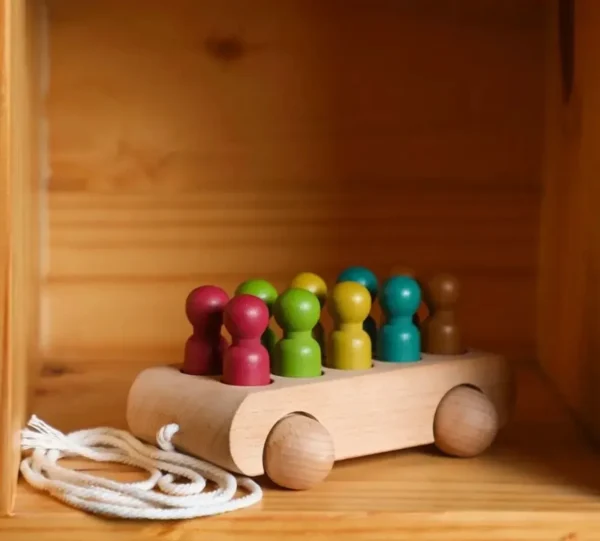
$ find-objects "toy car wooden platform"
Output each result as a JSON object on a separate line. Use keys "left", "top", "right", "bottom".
{"left": 126, "top": 349, "right": 514, "bottom": 490}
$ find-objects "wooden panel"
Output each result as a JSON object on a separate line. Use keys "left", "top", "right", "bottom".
{"left": 538, "top": 0, "right": 600, "bottom": 442}
{"left": 0, "top": 0, "right": 45, "bottom": 516}
{"left": 36, "top": 0, "right": 546, "bottom": 426}
{"left": 0, "top": 0, "right": 10, "bottom": 516}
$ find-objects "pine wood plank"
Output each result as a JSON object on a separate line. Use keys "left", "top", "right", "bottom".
{"left": 0, "top": 0, "right": 44, "bottom": 516}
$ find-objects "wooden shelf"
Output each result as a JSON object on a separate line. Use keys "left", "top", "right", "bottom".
{"left": 2, "top": 364, "right": 600, "bottom": 540}
{"left": 2, "top": 1, "right": 600, "bottom": 538}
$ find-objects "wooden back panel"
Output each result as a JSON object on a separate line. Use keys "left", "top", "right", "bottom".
{"left": 32, "top": 0, "right": 546, "bottom": 432}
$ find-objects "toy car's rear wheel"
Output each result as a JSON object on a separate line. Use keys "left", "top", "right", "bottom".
{"left": 263, "top": 413, "right": 334, "bottom": 490}
{"left": 433, "top": 384, "right": 499, "bottom": 457}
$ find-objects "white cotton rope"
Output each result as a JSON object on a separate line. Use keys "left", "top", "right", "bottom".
{"left": 19, "top": 415, "right": 263, "bottom": 520}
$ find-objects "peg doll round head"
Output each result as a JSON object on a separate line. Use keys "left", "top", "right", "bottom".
{"left": 235, "top": 279, "right": 278, "bottom": 317}
{"left": 290, "top": 272, "right": 327, "bottom": 309}
{"left": 274, "top": 288, "right": 321, "bottom": 333}
{"left": 424, "top": 273, "right": 460, "bottom": 310}
{"left": 380, "top": 276, "right": 421, "bottom": 321}
{"left": 337, "top": 266, "right": 378, "bottom": 302}
{"left": 224, "top": 294, "right": 270, "bottom": 340}
{"left": 185, "top": 285, "right": 230, "bottom": 331}
{"left": 329, "top": 281, "right": 372, "bottom": 325}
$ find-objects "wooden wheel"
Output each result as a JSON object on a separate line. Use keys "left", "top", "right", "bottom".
{"left": 433, "top": 385, "right": 499, "bottom": 458}
{"left": 263, "top": 414, "right": 335, "bottom": 490}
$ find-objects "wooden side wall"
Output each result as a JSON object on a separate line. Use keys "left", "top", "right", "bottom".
{"left": 0, "top": 0, "right": 44, "bottom": 516}
{"left": 34, "top": 0, "right": 546, "bottom": 431}
{"left": 538, "top": 0, "right": 600, "bottom": 441}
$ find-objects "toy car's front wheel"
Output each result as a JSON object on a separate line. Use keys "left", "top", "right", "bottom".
{"left": 433, "top": 384, "right": 499, "bottom": 457}
{"left": 263, "top": 413, "right": 335, "bottom": 490}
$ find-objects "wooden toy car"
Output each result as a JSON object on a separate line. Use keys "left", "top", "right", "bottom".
{"left": 126, "top": 349, "right": 514, "bottom": 490}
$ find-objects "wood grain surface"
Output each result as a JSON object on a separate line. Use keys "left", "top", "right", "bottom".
{"left": 40, "top": 0, "right": 544, "bottom": 374}
{"left": 0, "top": 0, "right": 11, "bottom": 515}
{"left": 0, "top": 0, "right": 44, "bottom": 515}
{"left": 5, "top": 366, "right": 600, "bottom": 540}
{"left": 538, "top": 0, "right": 600, "bottom": 441}
{"left": 6, "top": 1, "right": 598, "bottom": 537}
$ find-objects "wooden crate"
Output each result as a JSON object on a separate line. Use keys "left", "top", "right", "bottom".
{"left": 1, "top": 0, "right": 600, "bottom": 537}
